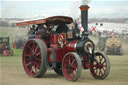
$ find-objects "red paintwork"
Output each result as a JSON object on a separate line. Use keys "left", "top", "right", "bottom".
{"left": 16, "top": 19, "right": 46, "bottom": 26}
{"left": 64, "top": 40, "right": 78, "bottom": 52}
{"left": 49, "top": 33, "right": 78, "bottom": 62}
{"left": 82, "top": 55, "right": 90, "bottom": 69}
{"left": 47, "top": 48, "right": 67, "bottom": 62}
{"left": 50, "top": 33, "right": 67, "bottom": 62}
{"left": 50, "top": 33, "right": 66, "bottom": 48}
{"left": 2, "top": 50, "right": 9, "bottom": 56}
{"left": 16, "top": 16, "right": 73, "bottom": 26}
{"left": 55, "top": 48, "right": 67, "bottom": 62}
{"left": 35, "top": 32, "right": 78, "bottom": 63}
{"left": 48, "top": 53, "right": 54, "bottom": 62}
{"left": 47, "top": 48, "right": 53, "bottom": 62}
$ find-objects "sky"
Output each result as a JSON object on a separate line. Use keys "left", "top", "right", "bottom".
{"left": 1, "top": 0, "right": 128, "bottom": 19}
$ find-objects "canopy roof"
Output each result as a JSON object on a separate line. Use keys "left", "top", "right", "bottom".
{"left": 16, "top": 16, "right": 73, "bottom": 26}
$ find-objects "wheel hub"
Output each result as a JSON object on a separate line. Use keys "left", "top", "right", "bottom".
{"left": 30, "top": 56, "right": 35, "bottom": 62}
{"left": 66, "top": 64, "right": 75, "bottom": 74}
{"left": 67, "top": 64, "right": 75, "bottom": 70}
{"left": 97, "top": 63, "right": 103, "bottom": 69}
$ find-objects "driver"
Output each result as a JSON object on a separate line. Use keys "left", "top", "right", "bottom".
{"left": 36, "top": 24, "right": 47, "bottom": 32}
{"left": 36, "top": 24, "right": 49, "bottom": 39}
{"left": 56, "top": 23, "right": 69, "bottom": 33}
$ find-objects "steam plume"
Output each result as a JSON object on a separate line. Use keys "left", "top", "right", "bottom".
{"left": 82, "top": 0, "right": 91, "bottom": 5}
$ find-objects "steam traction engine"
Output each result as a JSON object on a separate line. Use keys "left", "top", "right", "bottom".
{"left": 0, "top": 37, "right": 13, "bottom": 56}
{"left": 16, "top": 5, "right": 110, "bottom": 81}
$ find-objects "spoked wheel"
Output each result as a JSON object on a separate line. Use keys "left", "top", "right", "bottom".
{"left": 90, "top": 52, "right": 110, "bottom": 79}
{"left": 23, "top": 39, "right": 47, "bottom": 77}
{"left": 2, "top": 50, "right": 9, "bottom": 56}
{"left": 62, "top": 52, "right": 82, "bottom": 81}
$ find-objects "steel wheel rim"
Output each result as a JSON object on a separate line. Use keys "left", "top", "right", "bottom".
{"left": 91, "top": 53, "right": 108, "bottom": 78}
{"left": 63, "top": 54, "right": 78, "bottom": 80}
{"left": 23, "top": 40, "right": 42, "bottom": 77}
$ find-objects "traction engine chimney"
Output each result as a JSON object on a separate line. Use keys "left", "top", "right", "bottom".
{"left": 80, "top": 5, "right": 89, "bottom": 38}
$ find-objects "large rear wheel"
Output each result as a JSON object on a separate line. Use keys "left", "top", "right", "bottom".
{"left": 90, "top": 52, "right": 110, "bottom": 79}
{"left": 23, "top": 39, "right": 47, "bottom": 77}
{"left": 62, "top": 52, "right": 82, "bottom": 81}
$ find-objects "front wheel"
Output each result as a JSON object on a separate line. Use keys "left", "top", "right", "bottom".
{"left": 90, "top": 52, "right": 110, "bottom": 80}
{"left": 62, "top": 52, "right": 82, "bottom": 81}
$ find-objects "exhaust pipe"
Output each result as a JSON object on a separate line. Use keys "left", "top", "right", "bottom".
{"left": 80, "top": 5, "right": 89, "bottom": 38}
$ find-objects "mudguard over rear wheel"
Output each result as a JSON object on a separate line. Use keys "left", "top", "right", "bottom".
{"left": 90, "top": 52, "right": 110, "bottom": 79}
{"left": 23, "top": 39, "right": 47, "bottom": 77}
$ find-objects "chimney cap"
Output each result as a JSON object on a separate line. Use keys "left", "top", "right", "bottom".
{"left": 80, "top": 5, "right": 89, "bottom": 11}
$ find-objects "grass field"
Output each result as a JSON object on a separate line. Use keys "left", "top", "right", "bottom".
{"left": 0, "top": 27, "right": 128, "bottom": 85}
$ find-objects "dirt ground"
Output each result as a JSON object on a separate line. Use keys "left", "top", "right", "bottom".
{"left": 0, "top": 27, "right": 128, "bottom": 85}
{"left": 0, "top": 42, "right": 128, "bottom": 85}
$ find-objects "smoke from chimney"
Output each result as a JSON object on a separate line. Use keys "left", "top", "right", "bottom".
{"left": 70, "top": 1, "right": 81, "bottom": 19}
{"left": 82, "top": 0, "right": 91, "bottom": 5}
